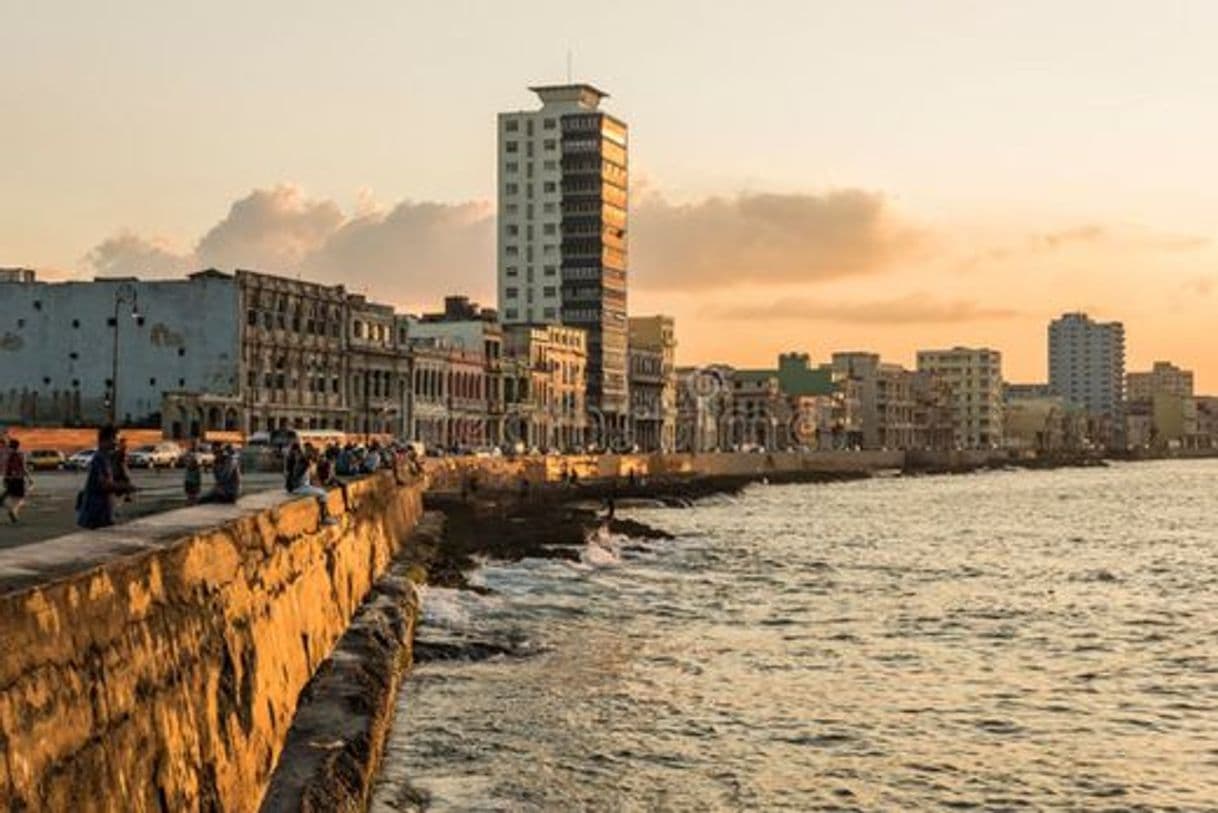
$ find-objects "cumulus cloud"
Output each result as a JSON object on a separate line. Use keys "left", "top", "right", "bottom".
{"left": 630, "top": 190, "right": 922, "bottom": 290}
{"left": 83, "top": 184, "right": 496, "bottom": 308}
{"left": 84, "top": 230, "right": 193, "bottom": 277}
{"left": 703, "top": 293, "right": 1021, "bottom": 324}
{"left": 196, "top": 185, "right": 345, "bottom": 271}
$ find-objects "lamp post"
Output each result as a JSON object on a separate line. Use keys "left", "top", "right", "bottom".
{"left": 108, "top": 282, "right": 141, "bottom": 426}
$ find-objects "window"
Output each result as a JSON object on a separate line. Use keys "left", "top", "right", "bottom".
{"left": 505, "top": 161, "right": 518, "bottom": 173}
{"left": 504, "top": 119, "right": 518, "bottom": 132}
{"left": 506, "top": 224, "right": 519, "bottom": 236}
{"left": 149, "top": 377, "right": 157, "bottom": 387}
{"left": 506, "top": 266, "right": 518, "bottom": 277}
{"left": 543, "top": 202, "right": 556, "bottom": 213}
{"left": 543, "top": 182, "right": 556, "bottom": 193}
{"left": 505, "top": 183, "right": 519, "bottom": 195}
{"left": 247, "top": 309, "right": 258, "bottom": 326}
{"left": 543, "top": 118, "right": 556, "bottom": 129}
{"left": 543, "top": 139, "right": 556, "bottom": 151}
{"left": 177, "top": 348, "right": 185, "bottom": 357}
{"left": 543, "top": 286, "right": 557, "bottom": 297}
{"left": 544, "top": 307, "right": 557, "bottom": 319}
{"left": 71, "top": 319, "right": 80, "bottom": 329}
{"left": 544, "top": 265, "right": 557, "bottom": 276}
{"left": 178, "top": 378, "right": 185, "bottom": 387}
{"left": 505, "top": 287, "right": 519, "bottom": 298}
{"left": 543, "top": 223, "right": 556, "bottom": 235}
{"left": 505, "top": 246, "right": 518, "bottom": 257}
{"left": 505, "top": 308, "right": 518, "bottom": 320}
{"left": 543, "top": 160, "right": 557, "bottom": 171}
{"left": 505, "top": 203, "right": 518, "bottom": 215}
{"left": 505, "top": 140, "right": 518, "bottom": 153}
{"left": 69, "top": 351, "right": 78, "bottom": 360}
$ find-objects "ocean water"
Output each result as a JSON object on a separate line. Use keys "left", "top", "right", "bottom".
{"left": 371, "top": 460, "right": 1218, "bottom": 811}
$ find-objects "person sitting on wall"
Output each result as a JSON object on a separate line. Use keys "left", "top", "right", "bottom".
{"left": 361, "top": 442, "right": 383, "bottom": 474}
{"left": 182, "top": 441, "right": 203, "bottom": 504}
{"left": 285, "top": 442, "right": 337, "bottom": 526}
{"left": 316, "top": 445, "right": 350, "bottom": 510}
{"left": 77, "top": 425, "right": 136, "bottom": 529}
{"left": 199, "top": 444, "right": 241, "bottom": 504}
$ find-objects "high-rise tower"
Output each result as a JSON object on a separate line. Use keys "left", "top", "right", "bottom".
{"left": 497, "top": 83, "right": 629, "bottom": 433}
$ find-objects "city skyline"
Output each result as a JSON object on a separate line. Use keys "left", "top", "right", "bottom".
{"left": 5, "top": 1, "right": 1218, "bottom": 389}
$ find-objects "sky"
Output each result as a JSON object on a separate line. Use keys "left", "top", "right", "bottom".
{"left": 3, "top": 1, "right": 1217, "bottom": 389}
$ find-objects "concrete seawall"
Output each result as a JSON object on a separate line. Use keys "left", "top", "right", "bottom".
{"left": 0, "top": 447, "right": 1071, "bottom": 811}
{"left": 0, "top": 470, "right": 424, "bottom": 812}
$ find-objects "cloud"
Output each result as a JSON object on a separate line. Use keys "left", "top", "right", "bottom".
{"left": 959, "top": 223, "right": 1210, "bottom": 272}
{"left": 702, "top": 293, "right": 1021, "bottom": 324}
{"left": 630, "top": 190, "right": 924, "bottom": 290}
{"left": 83, "top": 185, "right": 496, "bottom": 308}
{"left": 195, "top": 184, "right": 346, "bottom": 271}
{"left": 83, "top": 230, "right": 193, "bottom": 277}
{"left": 1182, "top": 275, "right": 1216, "bottom": 296}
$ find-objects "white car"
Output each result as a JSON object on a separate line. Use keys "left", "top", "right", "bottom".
{"left": 127, "top": 442, "right": 183, "bottom": 469}
{"left": 65, "top": 449, "right": 96, "bottom": 470}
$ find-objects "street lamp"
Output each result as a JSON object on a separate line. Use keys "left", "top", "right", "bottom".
{"left": 108, "top": 282, "right": 141, "bottom": 426}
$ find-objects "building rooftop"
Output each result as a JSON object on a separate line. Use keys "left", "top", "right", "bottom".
{"left": 528, "top": 83, "right": 610, "bottom": 110}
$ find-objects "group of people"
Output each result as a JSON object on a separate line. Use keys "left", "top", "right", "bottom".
{"left": 0, "top": 426, "right": 421, "bottom": 533}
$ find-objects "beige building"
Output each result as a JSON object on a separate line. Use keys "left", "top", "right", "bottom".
{"left": 502, "top": 324, "right": 587, "bottom": 451}
{"left": 916, "top": 347, "right": 1004, "bottom": 449}
{"left": 1127, "top": 361, "right": 1194, "bottom": 402}
{"left": 627, "top": 316, "right": 677, "bottom": 452}
{"left": 676, "top": 365, "right": 732, "bottom": 452}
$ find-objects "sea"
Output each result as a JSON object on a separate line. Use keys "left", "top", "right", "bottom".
{"left": 371, "top": 459, "right": 1218, "bottom": 811}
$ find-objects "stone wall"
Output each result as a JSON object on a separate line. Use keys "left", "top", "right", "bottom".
{"left": 0, "top": 469, "right": 425, "bottom": 812}
{"left": 422, "top": 449, "right": 908, "bottom": 493}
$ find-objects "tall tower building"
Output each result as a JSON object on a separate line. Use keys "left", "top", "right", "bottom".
{"left": 497, "top": 83, "right": 629, "bottom": 433}
{"left": 1048, "top": 312, "right": 1126, "bottom": 419}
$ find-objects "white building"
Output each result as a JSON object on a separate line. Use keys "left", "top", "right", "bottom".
{"left": 497, "top": 83, "right": 629, "bottom": 432}
{"left": 916, "top": 347, "right": 1004, "bottom": 449}
{"left": 1048, "top": 312, "right": 1126, "bottom": 419}
{"left": 0, "top": 270, "right": 241, "bottom": 426}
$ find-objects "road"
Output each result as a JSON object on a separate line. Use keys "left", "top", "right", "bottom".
{"left": 0, "top": 468, "right": 284, "bottom": 550}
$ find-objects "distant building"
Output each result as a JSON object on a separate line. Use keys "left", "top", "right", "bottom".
{"left": 502, "top": 324, "right": 587, "bottom": 451}
{"left": 676, "top": 365, "right": 732, "bottom": 452}
{"left": 1126, "top": 361, "right": 1194, "bottom": 402}
{"left": 628, "top": 316, "right": 677, "bottom": 452}
{"left": 916, "top": 347, "right": 1004, "bottom": 449}
{"left": 0, "top": 268, "right": 36, "bottom": 284}
{"left": 497, "top": 83, "right": 630, "bottom": 432}
{"left": 825, "top": 352, "right": 919, "bottom": 450}
{"left": 1048, "top": 313, "right": 1126, "bottom": 439}
{"left": 1004, "top": 382, "right": 1052, "bottom": 402}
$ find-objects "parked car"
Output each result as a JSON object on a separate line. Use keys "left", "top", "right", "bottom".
{"left": 65, "top": 449, "right": 96, "bottom": 470}
{"left": 127, "top": 441, "right": 183, "bottom": 469}
{"left": 27, "top": 449, "right": 66, "bottom": 471}
{"left": 192, "top": 443, "right": 217, "bottom": 469}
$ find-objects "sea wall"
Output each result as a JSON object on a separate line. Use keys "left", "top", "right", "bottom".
{"left": 0, "top": 469, "right": 425, "bottom": 813}
{"left": 422, "top": 449, "right": 908, "bottom": 494}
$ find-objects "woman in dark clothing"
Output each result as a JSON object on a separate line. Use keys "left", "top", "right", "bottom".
{"left": 1, "top": 439, "right": 32, "bottom": 523}
{"left": 77, "top": 426, "right": 135, "bottom": 529}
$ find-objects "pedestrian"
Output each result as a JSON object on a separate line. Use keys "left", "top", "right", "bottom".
{"left": 112, "top": 436, "right": 134, "bottom": 513}
{"left": 182, "top": 441, "right": 203, "bottom": 504}
{"left": 1, "top": 439, "right": 33, "bottom": 523}
{"left": 77, "top": 425, "right": 135, "bottom": 529}
{"left": 199, "top": 444, "right": 241, "bottom": 504}
{"left": 361, "top": 442, "right": 383, "bottom": 474}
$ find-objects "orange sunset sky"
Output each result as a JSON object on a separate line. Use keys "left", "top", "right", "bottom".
{"left": 4, "top": 2, "right": 1217, "bottom": 389}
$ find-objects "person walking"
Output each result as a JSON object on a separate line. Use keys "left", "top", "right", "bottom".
{"left": 111, "top": 436, "right": 134, "bottom": 515}
{"left": 1, "top": 439, "right": 33, "bottom": 523}
{"left": 77, "top": 425, "right": 135, "bottom": 529}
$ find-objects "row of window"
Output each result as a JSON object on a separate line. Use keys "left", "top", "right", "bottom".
{"left": 503, "top": 244, "right": 558, "bottom": 257}
{"left": 503, "top": 265, "right": 558, "bottom": 279}
{"left": 503, "top": 139, "right": 558, "bottom": 154}
{"left": 503, "top": 117, "right": 557, "bottom": 133}
{"left": 503, "top": 202, "right": 558, "bottom": 217}
{"left": 503, "top": 181, "right": 558, "bottom": 196}
{"left": 503, "top": 307, "right": 558, "bottom": 321}
{"left": 504, "top": 223, "right": 558, "bottom": 237}
{"left": 503, "top": 286, "right": 558, "bottom": 299}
